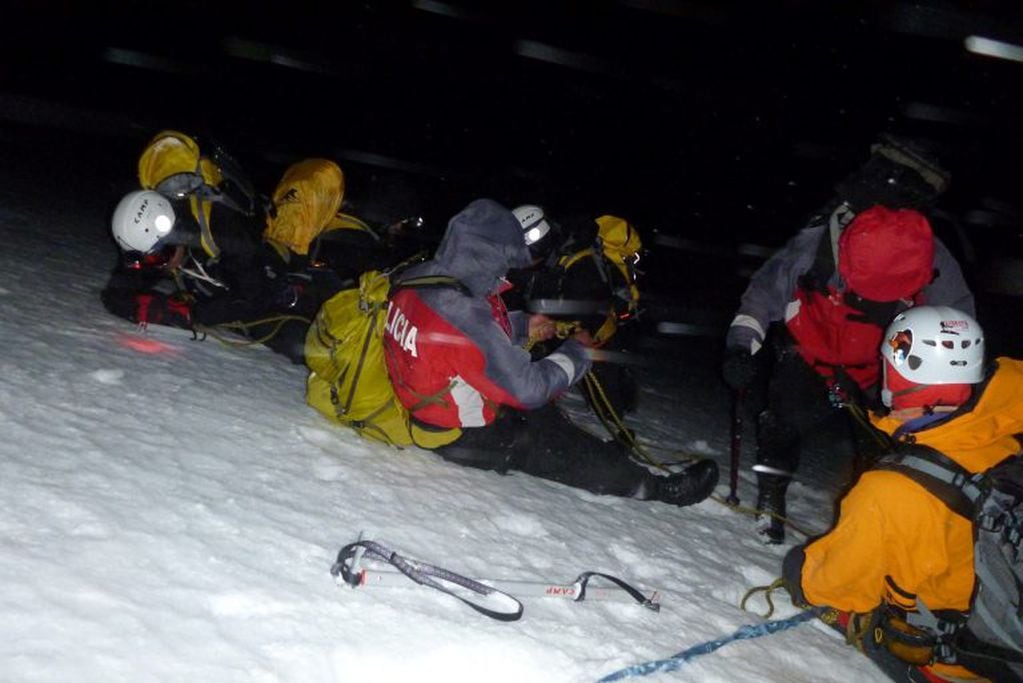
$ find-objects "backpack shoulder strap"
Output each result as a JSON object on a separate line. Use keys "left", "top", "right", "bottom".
{"left": 559, "top": 246, "right": 597, "bottom": 271}
{"left": 799, "top": 220, "right": 838, "bottom": 294}
{"left": 799, "top": 205, "right": 857, "bottom": 293}
{"left": 392, "top": 275, "right": 471, "bottom": 297}
{"left": 875, "top": 444, "right": 981, "bottom": 519}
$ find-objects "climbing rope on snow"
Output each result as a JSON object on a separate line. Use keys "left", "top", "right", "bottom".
{"left": 596, "top": 607, "right": 825, "bottom": 682}
{"left": 197, "top": 313, "right": 312, "bottom": 347}
{"left": 578, "top": 367, "right": 820, "bottom": 538}
{"left": 581, "top": 368, "right": 704, "bottom": 471}
{"left": 530, "top": 326, "right": 819, "bottom": 538}
{"left": 524, "top": 322, "right": 705, "bottom": 470}
{"left": 709, "top": 494, "right": 818, "bottom": 539}
{"left": 740, "top": 578, "right": 787, "bottom": 619}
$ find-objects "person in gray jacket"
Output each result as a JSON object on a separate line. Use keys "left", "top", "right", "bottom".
{"left": 385, "top": 198, "right": 719, "bottom": 506}
{"left": 721, "top": 136, "right": 975, "bottom": 543}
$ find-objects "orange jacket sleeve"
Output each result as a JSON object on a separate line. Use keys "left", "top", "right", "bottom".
{"left": 800, "top": 469, "right": 970, "bottom": 614}
{"left": 801, "top": 474, "right": 890, "bottom": 613}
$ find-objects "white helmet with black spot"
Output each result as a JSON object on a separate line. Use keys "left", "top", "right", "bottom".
{"left": 111, "top": 190, "right": 176, "bottom": 253}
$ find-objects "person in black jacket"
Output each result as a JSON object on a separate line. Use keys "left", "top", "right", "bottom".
{"left": 101, "top": 186, "right": 341, "bottom": 363}
{"left": 506, "top": 205, "right": 643, "bottom": 428}
{"left": 102, "top": 131, "right": 402, "bottom": 363}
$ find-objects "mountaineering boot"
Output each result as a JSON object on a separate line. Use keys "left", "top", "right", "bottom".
{"left": 651, "top": 460, "right": 719, "bottom": 507}
{"left": 753, "top": 472, "right": 791, "bottom": 544}
{"left": 753, "top": 409, "right": 798, "bottom": 544}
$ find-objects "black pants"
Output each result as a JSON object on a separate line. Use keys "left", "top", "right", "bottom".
{"left": 748, "top": 337, "right": 873, "bottom": 487}
{"left": 433, "top": 403, "right": 649, "bottom": 497}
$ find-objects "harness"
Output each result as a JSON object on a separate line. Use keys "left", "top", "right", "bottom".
{"left": 873, "top": 443, "right": 1023, "bottom": 670}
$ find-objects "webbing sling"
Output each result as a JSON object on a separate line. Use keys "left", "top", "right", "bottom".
{"left": 331, "top": 539, "right": 660, "bottom": 622}
{"left": 332, "top": 539, "right": 525, "bottom": 621}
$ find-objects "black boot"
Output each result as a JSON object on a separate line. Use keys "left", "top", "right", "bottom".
{"left": 754, "top": 473, "right": 790, "bottom": 544}
{"left": 650, "top": 460, "right": 719, "bottom": 507}
{"left": 753, "top": 409, "right": 798, "bottom": 544}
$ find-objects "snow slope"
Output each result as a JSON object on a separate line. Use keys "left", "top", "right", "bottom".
{"left": 0, "top": 176, "right": 885, "bottom": 682}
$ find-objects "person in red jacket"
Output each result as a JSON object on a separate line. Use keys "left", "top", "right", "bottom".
{"left": 722, "top": 205, "right": 974, "bottom": 543}
{"left": 721, "top": 136, "right": 976, "bottom": 544}
{"left": 783, "top": 306, "right": 1023, "bottom": 682}
{"left": 383, "top": 198, "right": 718, "bottom": 506}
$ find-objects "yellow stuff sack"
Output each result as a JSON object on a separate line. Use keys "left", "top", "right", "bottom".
{"left": 595, "top": 214, "right": 642, "bottom": 263}
{"left": 264, "top": 159, "right": 345, "bottom": 257}
{"left": 137, "top": 129, "right": 223, "bottom": 189}
{"left": 305, "top": 270, "right": 412, "bottom": 446}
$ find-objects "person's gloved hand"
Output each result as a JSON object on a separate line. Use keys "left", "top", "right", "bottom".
{"left": 528, "top": 314, "right": 557, "bottom": 343}
{"left": 722, "top": 348, "right": 759, "bottom": 391}
{"left": 781, "top": 546, "right": 811, "bottom": 609}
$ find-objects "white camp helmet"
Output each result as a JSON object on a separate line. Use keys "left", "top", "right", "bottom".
{"left": 513, "top": 204, "right": 551, "bottom": 247}
{"left": 880, "top": 306, "right": 985, "bottom": 406}
{"left": 111, "top": 190, "right": 177, "bottom": 253}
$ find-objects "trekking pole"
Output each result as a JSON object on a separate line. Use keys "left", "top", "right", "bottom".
{"left": 727, "top": 388, "right": 746, "bottom": 505}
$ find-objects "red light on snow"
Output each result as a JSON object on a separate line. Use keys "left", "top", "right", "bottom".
{"left": 117, "top": 333, "right": 183, "bottom": 356}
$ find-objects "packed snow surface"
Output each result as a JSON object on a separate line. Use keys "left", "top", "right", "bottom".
{"left": 0, "top": 188, "right": 885, "bottom": 681}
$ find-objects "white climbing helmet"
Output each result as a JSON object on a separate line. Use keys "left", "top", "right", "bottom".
{"left": 111, "top": 190, "right": 176, "bottom": 253}
{"left": 880, "top": 305, "right": 985, "bottom": 406}
{"left": 512, "top": 204, "right": 552, "bottom": 247}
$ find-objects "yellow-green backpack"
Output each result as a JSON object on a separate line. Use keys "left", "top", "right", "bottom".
{"left": 304, "top": 270, "right": 462, "bottom": 448}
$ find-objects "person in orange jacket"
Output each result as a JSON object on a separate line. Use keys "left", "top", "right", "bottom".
{"left": 782, "top": 306, "right": 1023, "bottom": 682}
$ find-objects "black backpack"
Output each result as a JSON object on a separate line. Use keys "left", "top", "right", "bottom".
{"left": 876, "top": 445, "right": 1023, "bottom": 680}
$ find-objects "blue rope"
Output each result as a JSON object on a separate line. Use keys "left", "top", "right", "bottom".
{"left": 597, "top": 608, "right": 822, "bottom": 682}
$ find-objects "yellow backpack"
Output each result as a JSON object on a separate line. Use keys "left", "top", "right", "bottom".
{"left": 304, "top": 270, "right": 462, "bottom": 448}
{"left": 558, "top": 215, "right": 642, "bottom": 346}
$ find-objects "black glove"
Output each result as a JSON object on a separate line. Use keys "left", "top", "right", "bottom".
{"left": 722, "top": 348, "right": 759, "bottom": 392}
{"left": 781, "top": 546, "right": 811, "bottom": 608}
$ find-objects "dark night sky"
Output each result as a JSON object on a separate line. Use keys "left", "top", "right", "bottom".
{"left": 2, "top": 1, "right": 1023, "bottom": 342}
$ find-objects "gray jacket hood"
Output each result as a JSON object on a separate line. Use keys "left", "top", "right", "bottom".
{"left": 432, "top": 198, "right": 532, "bottom": 296}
